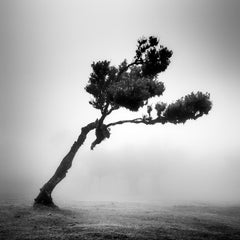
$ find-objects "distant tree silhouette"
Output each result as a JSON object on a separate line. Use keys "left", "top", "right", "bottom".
{"left": 34, "top": 36, "right": 212, "bottom": 207}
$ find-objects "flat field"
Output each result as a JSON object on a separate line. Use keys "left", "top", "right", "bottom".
{"left": 0, "top": 201, "right": 240, "bottom": 239}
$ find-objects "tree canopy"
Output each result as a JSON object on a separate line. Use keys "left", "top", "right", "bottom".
{"left": 85, "top": 36, "right": 212, "bottom": 149}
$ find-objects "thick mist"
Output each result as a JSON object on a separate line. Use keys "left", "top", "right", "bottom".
{"left": 1, "top": 0, "right": 240, "bottom": 205}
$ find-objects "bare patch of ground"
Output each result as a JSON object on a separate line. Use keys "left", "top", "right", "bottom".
{"left": 0, "top": 200, "right": 239, "bottom": 239}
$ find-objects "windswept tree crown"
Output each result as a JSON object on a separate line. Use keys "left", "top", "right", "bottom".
{"left": 85, "top": 36, "right": 212, "bottom": 149}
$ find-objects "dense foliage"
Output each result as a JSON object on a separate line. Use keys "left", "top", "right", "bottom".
{"left": 85, "top": 36, "right": 173, "bottom": 112}
{"left": 85, "top": 36, "right": 212, "bottom": 148}
{"left": 162, "top": 92, "right": 212, "bottom": 124}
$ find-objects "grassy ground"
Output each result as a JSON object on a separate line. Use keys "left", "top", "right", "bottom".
{"left": 0, "top": 201, "right": 240, "bottom": 239}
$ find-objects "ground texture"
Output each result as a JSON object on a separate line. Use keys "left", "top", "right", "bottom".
{"left": 0, "top": 201, "right": 240, "bottom": 239}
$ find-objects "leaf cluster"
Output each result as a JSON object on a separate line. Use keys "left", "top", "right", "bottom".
{"left": 135, "top": 36, "right": 173, "bottom": 77}
{"left": 157, "top": 92, "right": 212, "bottom": 124}
{"left": 85, "top": 36, "right": 173, "bottom": 112}
{"left": 107, "top": 76, "right": 165, "bottom": 111}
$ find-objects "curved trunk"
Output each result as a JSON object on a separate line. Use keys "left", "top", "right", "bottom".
{"left": 34, "top": 121, "right": 97, "bottom": 207}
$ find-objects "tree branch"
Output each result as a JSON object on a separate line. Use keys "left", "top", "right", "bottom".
{"left": 116, "top": 59, "right": 142, "bottom": 80}
{"left": 106, "top": 118, "right": 144, "bottom": 127}
{"left": 99, "top": 102, "right": 110, "bottom": 125}
{"left": 106, "top": 105, "right": 119, "bottom": 116}
{"left": 106, "top": 116, "right": 167, "bottom": 127}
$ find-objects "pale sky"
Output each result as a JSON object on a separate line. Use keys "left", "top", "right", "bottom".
{"left": 0, "top": 0, "right": 240, "bottom": 204}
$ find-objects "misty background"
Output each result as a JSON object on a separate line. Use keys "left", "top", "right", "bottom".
{"left": 0, "top": 0, "right": 240, "bottom": 204}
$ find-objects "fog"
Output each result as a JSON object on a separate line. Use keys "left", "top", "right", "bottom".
{"left": 1, "top": 0, "right": 240, "bottom": 205}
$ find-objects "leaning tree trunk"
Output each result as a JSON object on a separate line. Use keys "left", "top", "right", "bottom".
{"left": 34, "top": 121, "right": 97, "bottom": 207}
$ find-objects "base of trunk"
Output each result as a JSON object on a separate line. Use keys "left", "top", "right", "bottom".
{"left": 34, "top": 190, "right": 57, "bottom": 208}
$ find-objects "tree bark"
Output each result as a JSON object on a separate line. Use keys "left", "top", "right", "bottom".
{"left": 34, "top": 121, "right": 97, "bottom": 207}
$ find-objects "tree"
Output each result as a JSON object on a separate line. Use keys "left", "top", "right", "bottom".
{"left": 34, "top": 36, "right": 212, "bottom": 207}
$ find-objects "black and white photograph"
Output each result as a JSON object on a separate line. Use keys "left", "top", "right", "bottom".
{"left": 0, "top": 0, "right": 240, "bottom": 239}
